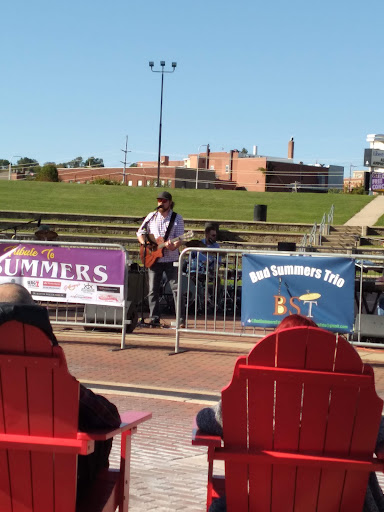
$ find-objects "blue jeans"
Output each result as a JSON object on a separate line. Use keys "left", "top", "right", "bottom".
{"left": 378, "top": 295, "right": 384, "bottom": 316}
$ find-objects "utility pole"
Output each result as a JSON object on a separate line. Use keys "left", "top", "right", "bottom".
{"left": 8, "top": 156, "right": 22, "bottom": 181}
{"left": 120, "top": 135, "right": 131, "bottom": 185}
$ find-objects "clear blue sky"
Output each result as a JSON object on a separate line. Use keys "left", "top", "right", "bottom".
{"left": 1, "top": 0, "right": 383, "bottom": 176}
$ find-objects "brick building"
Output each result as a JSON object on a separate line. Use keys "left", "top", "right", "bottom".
{"left": 58, "top": 140, "right": 344, "bottom": 192}
{"left": 343, "top": 169, "right": 369, "bottom": 192}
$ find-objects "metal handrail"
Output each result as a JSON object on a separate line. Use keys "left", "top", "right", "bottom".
{"left": 309, "top": 223, "right": 317, "bottom": 246}
{"left": 328, "top": 204, "right": 335, "bottom": 225}
{"left": 300, "top": 204, "right": 334, "bottom": 248}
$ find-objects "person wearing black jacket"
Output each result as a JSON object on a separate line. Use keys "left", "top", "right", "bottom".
{"left": 0, "top": 282, "right": 121, "bottom": 500}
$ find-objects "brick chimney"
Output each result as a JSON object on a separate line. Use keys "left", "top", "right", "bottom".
{"left": 288, "top": 137, "right": 294, "bottom": 159}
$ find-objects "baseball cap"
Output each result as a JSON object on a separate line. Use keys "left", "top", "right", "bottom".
{"left": 157, "top": 191, "right": 172, "bottom": 201}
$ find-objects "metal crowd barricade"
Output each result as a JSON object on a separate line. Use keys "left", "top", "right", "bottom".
{"left": 174, "top": 247, "right": 384, "bottom": 353}
{"left": 0, "top": 239, "right": 131, "bottom": 349}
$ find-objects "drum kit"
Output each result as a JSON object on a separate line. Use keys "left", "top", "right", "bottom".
{"left": 142, "top": 239, "right": 244, "bottom": 315}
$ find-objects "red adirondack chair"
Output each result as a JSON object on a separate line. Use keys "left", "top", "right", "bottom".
{"left": 193, "top": 326, "right": 384, "bottom": 511}
{"left": 0, "top": 319, "right": 151, "bottom": 512}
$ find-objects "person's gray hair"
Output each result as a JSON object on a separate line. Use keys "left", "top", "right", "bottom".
{"left": 0, "top": 283, "right": 35, "bottom": 305}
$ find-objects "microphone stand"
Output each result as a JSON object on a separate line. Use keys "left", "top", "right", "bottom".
{"left": 137, "top": 209, "right": 159, "bottom": 327}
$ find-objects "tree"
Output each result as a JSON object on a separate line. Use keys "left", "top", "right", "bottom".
{"left": 17, "top": 157, "right": 39, "bottom": 166}
{"left": 84, "top": 156, "right": 104, "bottom": 168}
{"left": 129, "top": 162, "right": 138, "bottom": 167}
{"left": 0, "top": 159, "right": 10, "bottom": 168}
{"left": 90, "top": 178, "right": 121, "bottom": 185}
{"left": 67, "top": 157, "right": 84, "bottom": 168}
{"left": 35, "top": 164, "right": 59, "bottom": 182}
{"left": 240, "top": 148, "right": 248, "bottom": 155}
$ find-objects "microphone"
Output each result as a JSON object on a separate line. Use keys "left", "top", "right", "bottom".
{"left": 155, "top": 205, "right": 162, "bottom": 210}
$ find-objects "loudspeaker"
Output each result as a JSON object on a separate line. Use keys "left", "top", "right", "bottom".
{"left": 278, "top": 242, "right": 296, "bottom": 252}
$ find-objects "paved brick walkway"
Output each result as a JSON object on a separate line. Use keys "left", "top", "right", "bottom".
{"left": 57, "top": 327, "right": 247, "bottom": 396}
{"left": 54, "top": 326, "right": 384, "bottom": 511}
{"left": 107, "top": 395, "right": 208, "bottom": 512}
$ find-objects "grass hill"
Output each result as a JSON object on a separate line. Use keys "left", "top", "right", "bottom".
{"left": 0, "top": 181, "right": 374, "bottom": 225}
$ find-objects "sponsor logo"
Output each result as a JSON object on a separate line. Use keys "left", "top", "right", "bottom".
{"left": 72, "top": 294, "right": 93, "bottom": 300}
{"left": 63, "top": 283, "right": 80, "bottom": 291}
{"left": 98, "top": 294, "right": 120, "bottom": 303}
{"left": 27, "top": 280, "right": 39, "bottom": 288}
{"left": 97, "top": 285, "right": 120, "bottom": 293}
{"left": 43, "top": 281, "right": 61, "bottom": 288}
{"left": 82, "top": 283, "right": 95, "bottom": 292}
{"left": 31, "top": 291, "right": 66, "bottom": 298}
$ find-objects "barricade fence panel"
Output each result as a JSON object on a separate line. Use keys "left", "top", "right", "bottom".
{"left": 2, "top": 240, "right": 383, "bottom": 353}
{"left": 0, "top": 239, "right": 132, "bottom": 349}
{"left": 174, "top": 248, "right": 384, "bottom": 352}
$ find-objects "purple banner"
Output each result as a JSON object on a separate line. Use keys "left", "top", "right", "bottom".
{"left": 0, "top": 243, "right": 126, "bottom": 306}
{"left": 371, "top": 172, "right": 384, "bottom": 191}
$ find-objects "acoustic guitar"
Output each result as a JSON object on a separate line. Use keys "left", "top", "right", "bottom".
{"left": 140, "top": 230, "right": 194, "bottom": 268}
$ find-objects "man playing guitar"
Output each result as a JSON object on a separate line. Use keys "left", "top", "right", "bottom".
{"left": 136, "top": 191, "right": 186, "bottom": 327}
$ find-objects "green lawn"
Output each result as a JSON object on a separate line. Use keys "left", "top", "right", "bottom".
{"left": 0, "top": 181, "right": 374, "bottom": 224}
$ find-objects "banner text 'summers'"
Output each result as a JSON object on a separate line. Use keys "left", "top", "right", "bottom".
{"left": 0, "top": 258, "right": 108, "bottom": 283}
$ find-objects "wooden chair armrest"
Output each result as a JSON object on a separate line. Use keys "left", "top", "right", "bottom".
{"left": 77, "top": 411, "right": 152, "bottom": 442}
{"left": 0, "top": 432, "right": 94, "bottom": 455}
{"left": 192, "top": 427, "right": 222, "bottom": 448}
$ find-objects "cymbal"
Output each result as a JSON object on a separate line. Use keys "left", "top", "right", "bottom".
{"left": 35, "top": 228, "right": 58, "bottom": 241}
{"left": 299, "top": 292, "right": 321, "bottom": 301}
{"left": 185, "top": 239, "right": 205, "bottom": 248}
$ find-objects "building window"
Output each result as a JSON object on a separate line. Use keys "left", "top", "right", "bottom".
{"left": 138, "top": 180, "right": 143, "bottom": 187}
{"left": 225, "top": 165, "right": 229, "bottom": 173}
{"left": 146, "top": 180, "right": 151, "bottom": 187}
{"left": 167, "top": 179, "right": 172, "bottom": 186}
{"left": 153, "top": 180, "right": 158, "bottom": 187}
{"left": 210, "top": 165, "right": 215, "bottom": 170}
{"left": 128, "top": 180, "right": 133, "bottom": 186}
{"left": 160, "top": 179, "right": 166, "bottom": 186}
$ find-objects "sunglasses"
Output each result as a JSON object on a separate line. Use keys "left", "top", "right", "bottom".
{"left": 157, "top": 199, "right": 169, "bottom": 203}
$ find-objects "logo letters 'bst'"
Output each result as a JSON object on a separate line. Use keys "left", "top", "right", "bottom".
{"left": 273, "top": 295, "right": 301, "bottom": 316}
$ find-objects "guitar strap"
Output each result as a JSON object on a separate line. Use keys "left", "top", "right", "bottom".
{"left": 163, "top": 212, "right": 177, "bottom": 242}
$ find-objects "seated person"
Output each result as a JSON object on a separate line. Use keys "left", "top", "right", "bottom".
{"left": 200, "top": 225, "right": 221, "bottom": 272}
{"left": 196, "top": 314, "right": 384, "bottom": 512}
{"left": 0, "top": 282, "right": 121, "bottom": 500}
{"left": 189, "top": 225, "right": 221, "bottom": 277}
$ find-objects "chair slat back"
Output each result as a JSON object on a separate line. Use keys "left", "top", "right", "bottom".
{"left": 221, "top": 326, "right": 383, "bottom": 512}
{"left": 0, "top": 320, "right": 79, "bottom": 512}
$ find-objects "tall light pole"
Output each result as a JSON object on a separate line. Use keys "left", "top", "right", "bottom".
{"left": 149, "top": 61, "right": 177, "bottom": 187}
{"left": 195, "top": 144, "right": 209, "bottom": 189}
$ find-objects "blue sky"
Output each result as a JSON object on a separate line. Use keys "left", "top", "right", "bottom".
{"left": 1, "top": 0, "right": 383, "bottom": 175}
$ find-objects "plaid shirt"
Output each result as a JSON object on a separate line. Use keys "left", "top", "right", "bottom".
{"left": 137, "top": 209, "right": 184, "bottom": 263}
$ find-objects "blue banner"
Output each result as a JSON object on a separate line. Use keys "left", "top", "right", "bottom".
{"left": 241, "top": 254, "right": 355, "bottom": 332}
